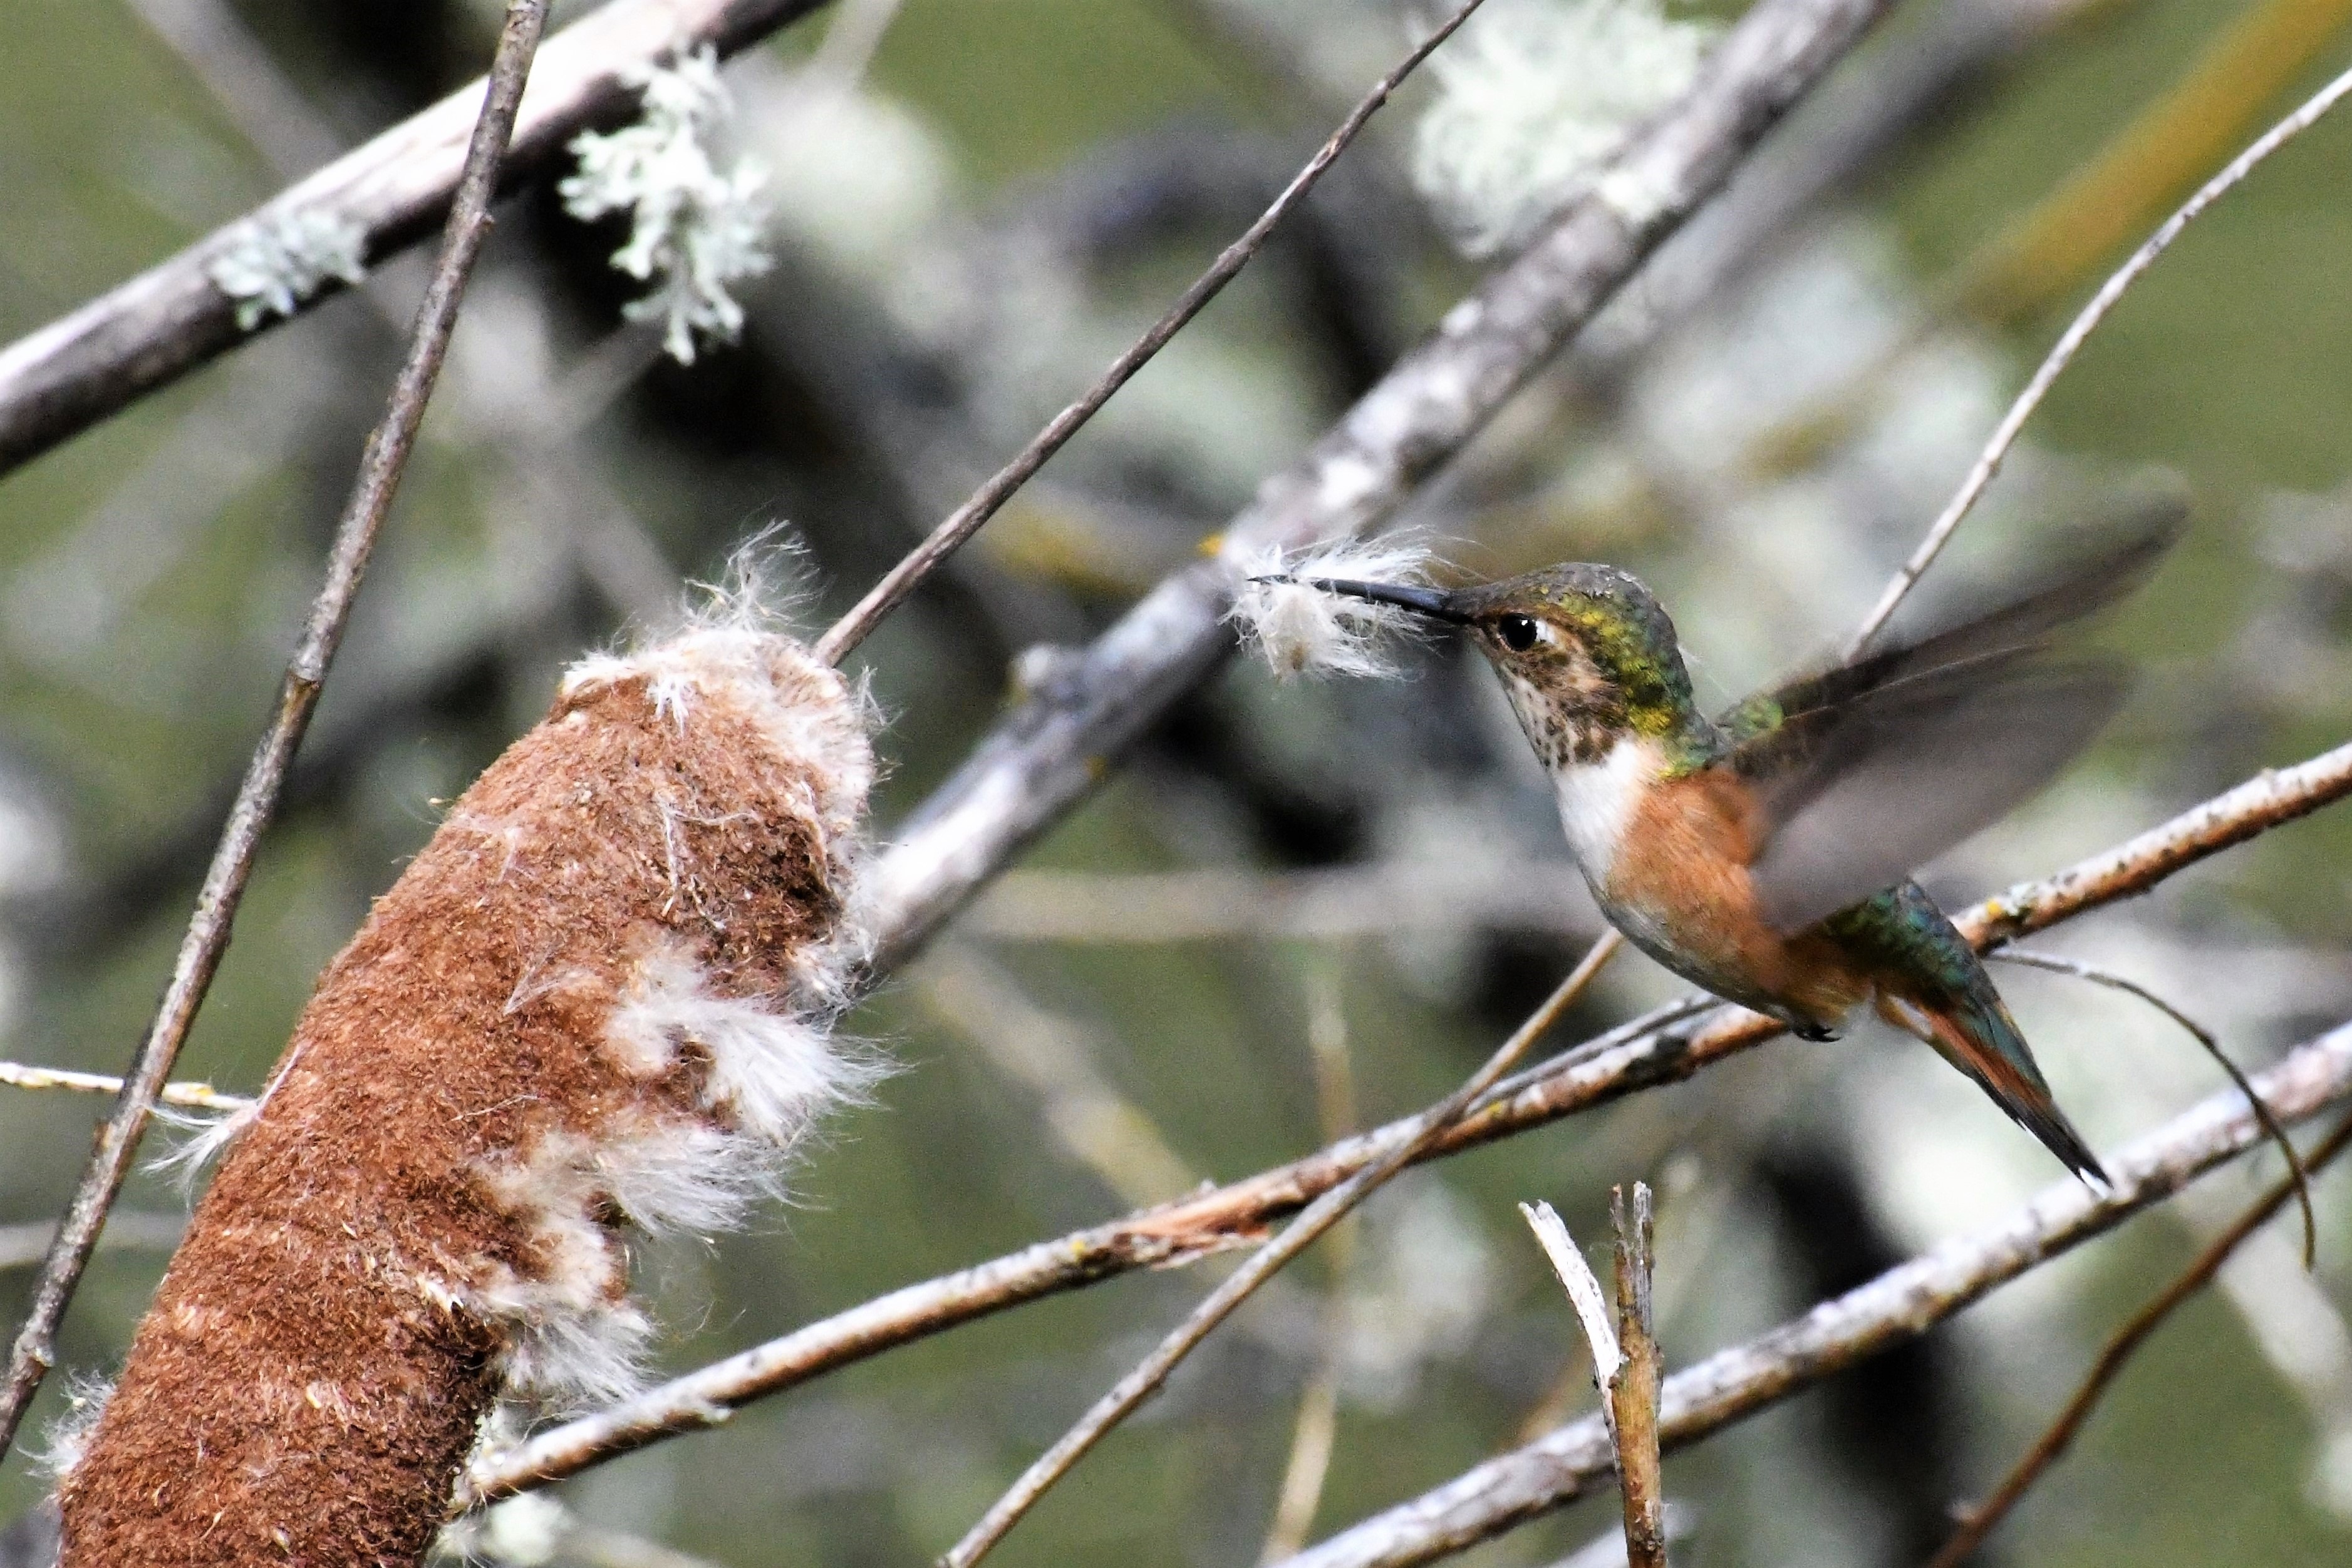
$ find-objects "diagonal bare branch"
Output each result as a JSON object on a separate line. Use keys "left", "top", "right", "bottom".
{"left": 1846, "top": 56, "right": 2352, "bottom": 653}
{"left": 459, "top": 735, "right": 2352, "bottom": 1505}
{"left": 1278, "top": 1018, "right": 2352, "bottom": 1568}
{"left": 0, "top": 0, "right": 552, "bottom": 1458}
{"left": 0, "top": 0, "right": 831, "bottom": 478}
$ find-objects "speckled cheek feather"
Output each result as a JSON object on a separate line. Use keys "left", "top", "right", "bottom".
{"left": 54, "top": 621, "right": 876, "bottom": 1568}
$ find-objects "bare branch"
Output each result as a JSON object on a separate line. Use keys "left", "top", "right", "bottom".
{"left": 936, "top": 933, "right": 1622, "bottom": 1568}
{"left": 1279, "top": 1019, "right": 2352, "bottom": 1568}
{"left": 0, "top": 0, "right": 552, "bottom": 1458}
{"left": 1924, "top": 1113, "right": 2352, "bottom": 1568}
{"left": 861, "top": 0, "right": 1907, "bottom": 973}
{"left": 1990, "top": 946, "right": 2314, "bottom": 1262}
{"left": 1519, "top": 1203, "right": 1620, "bottom": 1393}
{"left": 461, "top": 735, "right": 2352, "bottom": 1503}
{"left": 810, "top": 0, "right": 1491, "bottom": 666}
{"left": 0, "top": 0, "right": 829, "bottom": 478}
{"left": 1846, "top": 57, "right": 2352, "bottom": 654}
{"left": 0, "top": 1061, "right": 249, "bottom": 1113}
{"left": 1607, "top": 1187, "right": 1666, "bottom": 1568}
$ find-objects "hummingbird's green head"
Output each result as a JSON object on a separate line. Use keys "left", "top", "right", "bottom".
{"left": 1304, "top": 563, "right": 1705, "bottom": 766}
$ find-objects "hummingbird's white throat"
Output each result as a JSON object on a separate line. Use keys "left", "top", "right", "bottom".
{"left": 1546, "top": 733, "right": 1660, "bottom": 882}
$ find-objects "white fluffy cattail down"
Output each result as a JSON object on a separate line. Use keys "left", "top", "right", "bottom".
{"left": 1225, "top": 536, "right": 1440, "bottom": 680}
{"left": 56, "top": 612, "right": 876, "bottom": 1567}
{"left": 1411, "top": 0, "right": 1716, "bottom": 256}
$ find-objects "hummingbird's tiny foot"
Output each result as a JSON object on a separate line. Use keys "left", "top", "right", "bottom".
{"left": 1791, "top": 1022, "right": 1842, "bottom": 1043}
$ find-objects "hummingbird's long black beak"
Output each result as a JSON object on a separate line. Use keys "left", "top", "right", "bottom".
{"left": 1254, "top": 576, "right": 1471, "bottom": 624}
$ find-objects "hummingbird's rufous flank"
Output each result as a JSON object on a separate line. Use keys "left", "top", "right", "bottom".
{"left": 1282, "top": 514, "right": 2181, "bottom": 1180}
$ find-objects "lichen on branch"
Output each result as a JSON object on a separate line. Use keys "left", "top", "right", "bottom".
{"left": 559, "top": 47, "right": 774, "bottom": 363}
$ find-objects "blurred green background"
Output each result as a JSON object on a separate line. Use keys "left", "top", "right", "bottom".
{"left": 5, "top": 1, "right": 2352, "bottom": 1564}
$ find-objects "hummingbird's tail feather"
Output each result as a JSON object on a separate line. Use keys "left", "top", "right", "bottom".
{"left": 1876, "top": 988, "right": 2107, "bottom": 1183}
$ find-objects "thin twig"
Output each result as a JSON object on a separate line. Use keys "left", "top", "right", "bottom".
{"left": 938, "top": 932, "right": 1623, "bottom": 1568}
{"left": 809, "top": 0, "right": 1489, "bottom": 667}
{"left": 1989, "top": 946, "right": 2314, "bottom": 1263}
{"left": 1280, "top": 1019, "right": 2352, "bottom": 1568}
{"left": 1608, "top": 1186, "right": 1667, "bottom": 1568}
{"left": 1845, "top": 57, "right": 2352, "bottom": 654}
{"left": 0, "top": 1060, "right": 250, "bottom": 1113}
{"left": 462, "top": 736, "right": 2352, "bottom": 1503}
{"left": 0, "top": 0, "right": 551, "bottom": 1458}
{"left": 1922, "top": 1112, "right": 2352, "bottom": 1568}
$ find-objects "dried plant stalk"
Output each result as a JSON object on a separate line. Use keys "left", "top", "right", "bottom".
{"left": 56, "top": 621, "right": 874, "bottom": 1567}
{"left": 1607, "top": 1186, "right": 1665, "bottom": 1568}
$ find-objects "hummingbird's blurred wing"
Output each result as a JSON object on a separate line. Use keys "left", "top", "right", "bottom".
{"left": 1719, "top": 497, "right": 2180, "bottom": 745}
{"left": 1729, "top": 653, "right": 2127, "bottom": 933}
{"left": 1719, "top": 500, "right": 2177, "bottom": 934}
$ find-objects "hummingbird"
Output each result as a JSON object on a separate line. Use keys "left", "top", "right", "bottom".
{"left": 1282, "top": 515, "right": 2180, "bottom": 1180}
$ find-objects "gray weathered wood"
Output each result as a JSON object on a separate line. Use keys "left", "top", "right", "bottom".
{"left": 0, "top": 0, "right": 824, "bottom": 476}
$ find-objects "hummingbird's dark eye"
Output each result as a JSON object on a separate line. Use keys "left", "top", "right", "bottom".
{"left": 1495, "top": 614, "right": 1540, "bottom": 653}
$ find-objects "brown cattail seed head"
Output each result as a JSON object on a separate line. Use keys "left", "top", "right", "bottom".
{"left": 58, "top": 622, "right": 875, "bottom": 1568}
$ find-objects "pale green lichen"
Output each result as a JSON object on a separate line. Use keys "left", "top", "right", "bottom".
{"left": 1411, "top": 0, "right": 1716, "bottom": 257}
{"left": 208, "top": 208, "right": 368, "bottom": 330}
{"left": 561, "top": 48, "right": 772, "bottom": 364}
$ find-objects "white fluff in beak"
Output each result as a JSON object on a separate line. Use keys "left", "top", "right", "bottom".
{"left": 1224, "top": 537, "right": 1440, "bottom": 681}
